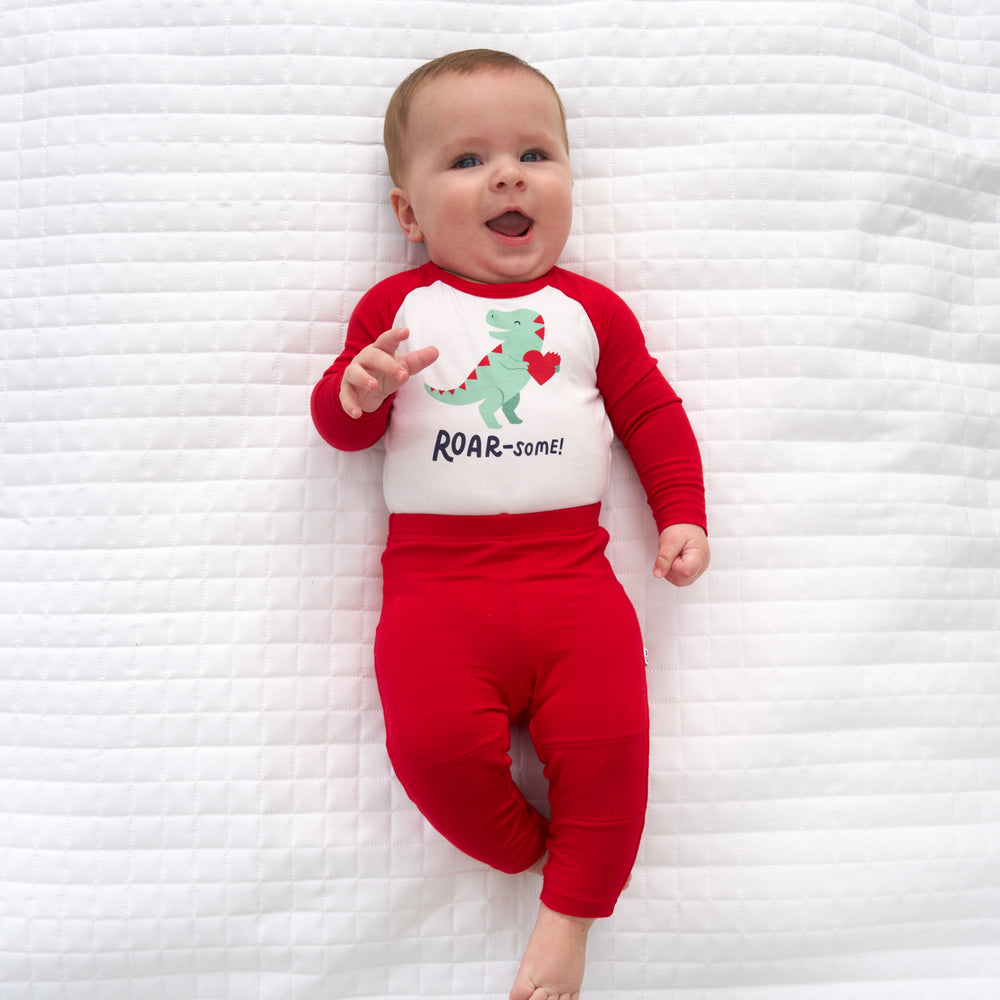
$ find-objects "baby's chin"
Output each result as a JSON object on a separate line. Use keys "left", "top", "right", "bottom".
{"left": 437, "top": 259, "right": 556, "bottom": 284}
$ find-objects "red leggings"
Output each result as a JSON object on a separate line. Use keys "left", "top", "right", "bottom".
{"left": 374, "top": 504, "right": 649, "bottom": 919}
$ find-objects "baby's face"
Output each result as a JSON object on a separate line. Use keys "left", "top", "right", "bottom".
{"left": 390, "top": 69, "right": 573, "bottom": 284}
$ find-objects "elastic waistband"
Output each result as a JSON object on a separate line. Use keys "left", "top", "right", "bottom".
{"left": 387, "top": 503, "right": 602, "bottom": 539}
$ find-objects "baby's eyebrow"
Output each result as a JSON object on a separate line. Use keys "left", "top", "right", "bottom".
{"left": 440, "top": 134, "right": 483, "bottom": 151}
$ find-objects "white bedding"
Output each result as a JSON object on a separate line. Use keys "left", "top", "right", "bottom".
{"left": 2, "top": 1, "right": 999, "bottom": 998}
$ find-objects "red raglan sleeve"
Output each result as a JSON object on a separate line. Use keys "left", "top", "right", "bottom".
{"left": 310, "top": 273, "right": 416, "bottom": 452}
{"left": 579, "top": 278, "right": 707, "bottom": 534}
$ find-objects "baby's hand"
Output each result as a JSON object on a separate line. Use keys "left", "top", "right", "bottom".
{"left": 340, "top": 327, "right": 439, "bottom": 419}
{"left": 653, "top": 524, "right": 710, "bottom": 586}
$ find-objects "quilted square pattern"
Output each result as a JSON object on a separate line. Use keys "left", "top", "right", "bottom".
{"left": 2, "top": 2, "right": 998, "bottom": 998}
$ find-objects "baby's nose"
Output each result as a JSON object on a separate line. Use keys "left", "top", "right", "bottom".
{"left": 492, "top": 161, "right": 526, "bottom": 189}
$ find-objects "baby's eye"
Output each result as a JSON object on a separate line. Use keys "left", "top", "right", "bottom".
{"left": 520, "top": 151, "right": 546, "bottom": 163}
{"left": 453, "top": 156, "right": 481, "bottom": 169}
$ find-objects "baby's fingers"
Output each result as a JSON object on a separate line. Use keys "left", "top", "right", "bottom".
{"left": 343, "top": 353, "right": 400, "bottom": 391}
{"left": 398, "top": 344, "right": 440, "bottom": 378}
{"left": 372, "top": 327, "right": 439, "bottom": 385}
{"left": 338, "top": 370, "right": 370, "bottom": 419}
{"left": 663, "top": 546, "right": 709, "bottom": 586}
{"left": 362, "top": 327, "right": 415, "bottom": 385}
{"left": 370, "top": 326, "right": 413, "bottom": 358}
{"left": 339, "top": 328, "right": 417, "bottom": 418}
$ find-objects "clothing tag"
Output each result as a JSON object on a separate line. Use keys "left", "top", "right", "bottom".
{"left": 643, "top": 647, "right": 649, "bottom": 666}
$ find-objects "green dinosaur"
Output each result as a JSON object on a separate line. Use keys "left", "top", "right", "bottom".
{"left": 424, "top": 308, "right": 555, "bottom": 429}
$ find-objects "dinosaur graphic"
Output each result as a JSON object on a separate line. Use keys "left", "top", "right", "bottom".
{"left": 424, "top": 308, "right": 560, "bottom": 429}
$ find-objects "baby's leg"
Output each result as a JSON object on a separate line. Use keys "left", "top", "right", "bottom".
{"left": 533, "top": 730, "right": 649, "bottom": 917}
{"left": 374, "top": 519, "right": 549, "bottom": 875}
{"left": 384, "top": 714, "right": 549, "bottom": 876}
{"left": 522, "top": 536, "right": 650, "bottom": 918}
{"left": 509, "top": 518, "right": 649, "bottom": 997}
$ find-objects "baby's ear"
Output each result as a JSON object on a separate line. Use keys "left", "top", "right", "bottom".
{"left": 390, "top": 188, "right": 424, "bottom": 243}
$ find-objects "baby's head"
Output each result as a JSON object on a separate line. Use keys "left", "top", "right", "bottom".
{"left": 383, "top": 50, "right": 574, "bottom": 284}
{"left": 384, "top": 50, "right": 568, "bottom": 187}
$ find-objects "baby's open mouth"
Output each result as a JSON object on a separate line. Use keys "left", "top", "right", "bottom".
{"left": 486, "top": 211, "right": 533, "bottom": 238}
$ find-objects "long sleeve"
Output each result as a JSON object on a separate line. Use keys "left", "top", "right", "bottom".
{"left": 581, "top": 277, "right": 706, "bottom": 534}
{"left": 604, "top": 365, "right": 707, "bottom": 534}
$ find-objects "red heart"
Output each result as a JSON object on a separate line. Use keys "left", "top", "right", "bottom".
{"left": 524, "top": 350, "right": 561, "bottom": 385}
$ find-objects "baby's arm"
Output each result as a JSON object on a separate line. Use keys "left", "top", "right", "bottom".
{"left": 587, "top": 284, "right": 708, "bottom": 583}
{"left": 615, "top": 383, "right": 712, "bottom": 584}
{"left": 313, "top": 270, "right": 443, "bottom": 452}
{"left": 312, "top": 324, "right": 438, "bottom": 452}
{"left": 339, "top": 327, "right": 439, "bottom": 419}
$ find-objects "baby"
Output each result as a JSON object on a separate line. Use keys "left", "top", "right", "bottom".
{"left": 311, "top": 49, "right": 710, "bottom": 1000}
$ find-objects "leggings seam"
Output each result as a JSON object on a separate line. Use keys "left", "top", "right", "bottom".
{"left": 390, "top": 734, "right": 510, "bottom": 774}
{"left": 533, "top": 729, "right": 649, "bottom": 752}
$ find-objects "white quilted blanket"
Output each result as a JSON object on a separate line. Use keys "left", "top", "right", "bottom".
{"left": 2, "top": 2, "right": 998, "bottom": 998}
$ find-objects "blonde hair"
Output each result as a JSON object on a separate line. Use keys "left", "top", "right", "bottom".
{"left": 383, "top": 49, "right": 568, "bottom": 185}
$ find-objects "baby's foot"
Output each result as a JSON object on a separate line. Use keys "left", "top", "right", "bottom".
{"left": 509, "top": 903, "right": 594, "bottom": 1000}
